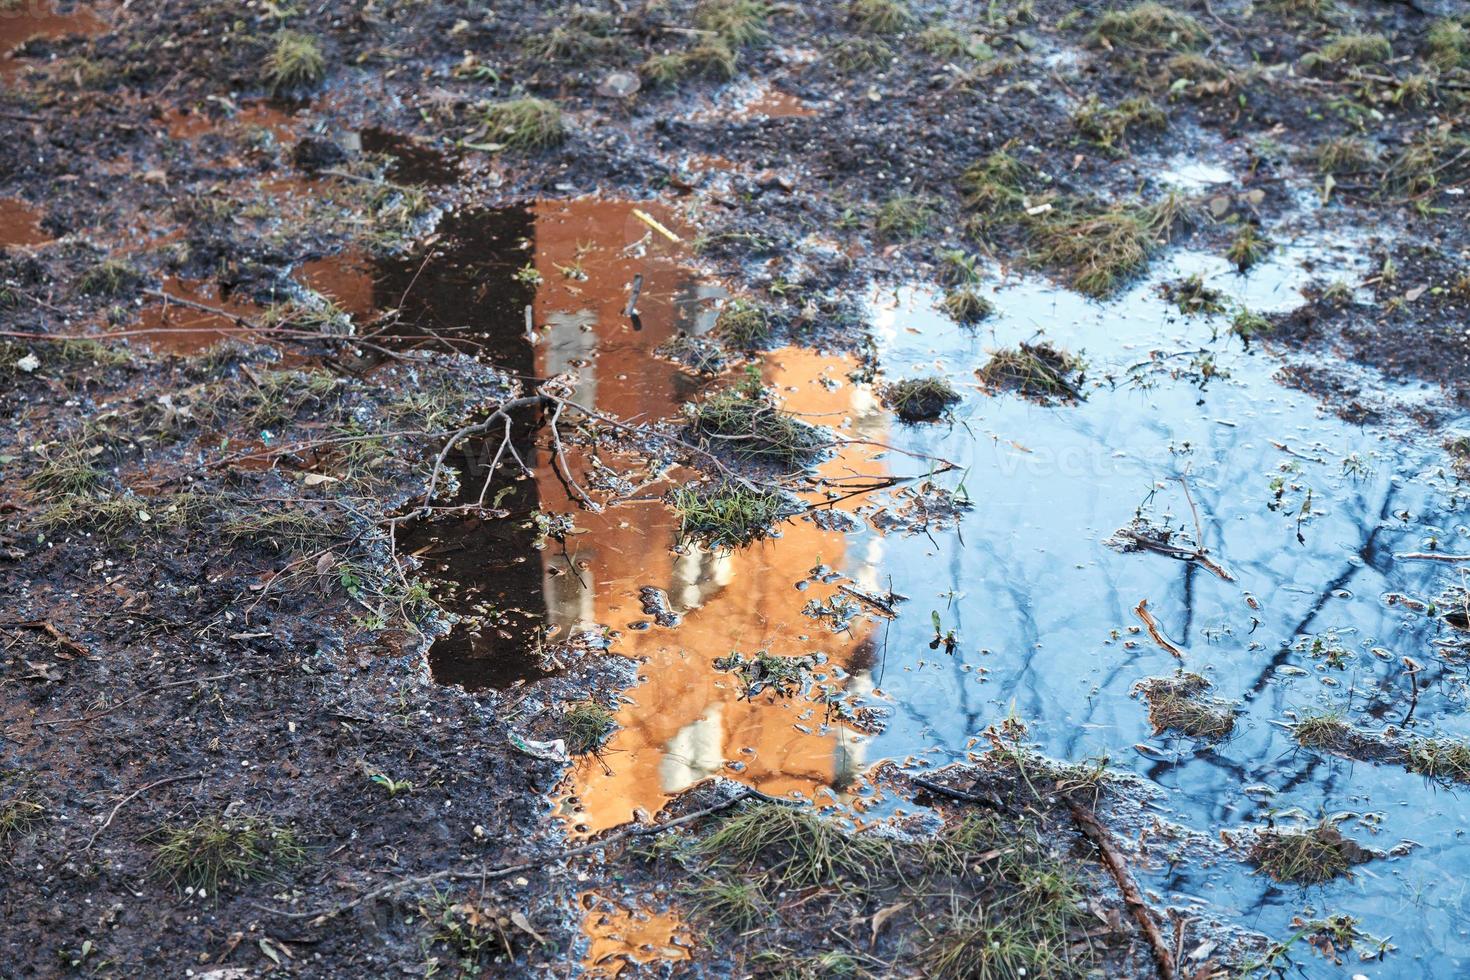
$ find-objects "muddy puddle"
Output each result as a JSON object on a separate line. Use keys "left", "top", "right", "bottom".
{"left": 360, "top": 193, "right": 1470, "bottom": 974}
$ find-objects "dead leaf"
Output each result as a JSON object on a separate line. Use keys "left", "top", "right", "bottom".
{"left": 510, "top": 910, "right": 547, "bottom": 945}
{"left": 870, "top": 901, "right": 908, "bottom": 947}
{"left": 303, "top": 473, "right": 339, "bottom": 487}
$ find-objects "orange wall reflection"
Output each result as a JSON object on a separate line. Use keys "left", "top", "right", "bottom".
{"left": 525, "top": 199, "right": 889, "bottom": 833}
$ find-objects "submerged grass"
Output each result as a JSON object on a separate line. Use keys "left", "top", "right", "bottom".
{"left": 672, "top": 483, "right": 790, "bottom": 549}
{"left": 1247, "top": 820, "right": 1367, "bottom": 884}
{"left": 1404, "top": 737, "right": 1470, "bottom": 785}
{"left": 1293, "top": 712, "right": 1353, "bottom": 751}
{"left": 689, "top": 387, "right": 828, "bottom": 465}
{"left": 940, "top": 287, "right": 994, "bottom": 325}
{"left": 977, "top": 342, "right": 1085, "bottom": 401}
{"left": 882, "top": 375, "right": 962, "bottom": 422}
{"left": 1135, "top": 673, "right": 1235, "bottom": 740}
{"left": 681, "top": 873, "right": 770, "bottom": 932}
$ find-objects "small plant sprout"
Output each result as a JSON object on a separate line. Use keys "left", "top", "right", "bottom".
{"left": 874, "top": 193, "right": 936, "bottom": 240}
{"left": 1227, "top": 223, "right": 1270, "bottom": 272}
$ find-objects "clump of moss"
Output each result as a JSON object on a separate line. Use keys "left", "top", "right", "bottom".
{"left": 481, "top": 98, "right": 565, "bottom": 151}
{"left": 264, "top": 31, "right": 326, "bottom": 95}
{"left": 672, "top": 482, "right": 791, "bottom": 548}
{"left": 78, "top": 258, "right": 139, "bottom": 297}
{"left": 1134, "top": 673, "right": 1236, "bottom": 740}
{"left": 1071, "top": 95, "right": 1166, "bottom": 153}
{"left": 563, "top": 702, "right": 615, "bottom": 754}
{"left": 1093, "top": 2, "right": 1209, "bottom": 52}
{"left": 829, "top": 36, "right": 894, "bottom": 72}
{"left": 1382, "top": 128, "right": 1470, "bottom": 197}
{"left": 153, "top": 814, "right": 304, "bottom": 894}
{"left": 882, "top": 375, "right": 962, "bottom": 421}
{"left": 681, "top": 39, "right": 741, "bottom": 79}
{"left": 874, "top": 193, "right": 936, "bottom": 240}
{"left": 1314, "top": 136, "right": 1377, "bottom": 175}
{"left": 849, "top": 0, "right": 915, "bottom": 35}
{"left": 695, "top": 0, "right": 771, "bottom": 47}
{"left": 959, "top": 149, "right": 1031, "bottom": 215}
{"left": 1302, "top": 32, "right": 1392, "bottom": 72}
{"left": 1163, "top": 273, "right": 1226, "bottom": 315}
{"left": 1246, "top": 820, "right": 1371, "bottom": 884}
{"left": 688, "top": 386, "right": 829, "bottom": 465}
{"left": 977, "top": 342, "right": 1085, "bottom": 402}
{"left": 695, "top": 801, "right": 891, "bottom": 887}
{"left": 713, "top": 297, "right": 779, "bottom": 348}
{"left": 1227, "top": 223, "right": 1271, "bottom": 272}
{"left": 940, "top": 287, "right": 994, "bottom": 325}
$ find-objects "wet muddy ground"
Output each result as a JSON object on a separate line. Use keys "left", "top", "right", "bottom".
{"left": 4, "top": 0, "right": 1470, "bottom": 976}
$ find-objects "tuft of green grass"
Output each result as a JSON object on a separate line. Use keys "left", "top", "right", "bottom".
{"left": 914, "top": 24, "right": 989, "bottom": 60}
{"left": 681, "top": 873, "right": 770, "bottom": 932}
{"left": 696, "top": 802, "right": 891, "bottom": 888}
{"left": 1226, "top": 223, "right": 1271, "bottom": 272}
{"left": 874, "top": 193, "right": 936, "bottom": 240}
{"left": 223, "top": 508, "right": 339, "bottom": 553}
{"left": 1426, "top": 18, "right": 1468, "bottom": 71}
{"left": 641, "top": 40, "right": 741, "bottom": 84}
{"left": 0, "top": 793, "right": 46, "bottom": 841}
{"left": 1263, "top": 0, "right": 1334, "bottom": 17}
{"left": 940, "top": 287, "right": 994, "bottom": 325}
{"left": 26, "top": 437, "right": 104, "bottom": 497}
{"left": 688, "top": 386, "right": 829, "bottom": 465}
{"left": 1404, "top": 737, "right": 1470, "bottom": 785}
{"left": 1134, "top": 673, "right": 1235, "bottom": 740}
{"left": 153, "top": 815, "right": 303, "bottom": 894}
{"left": 481, "top": 98, "right": 565, "bottom": 151}
{"left": 849, "top": 0, "right": 915, "bottom": 35}
{"left": 672, "top": 483, "right": 790, "bottom": 549}
{"left": 1382, "top": 128, "right": 1470, "bottom": 198}
{"left": 828, "top": 36, "right": 894, "bottom": 72}
{"left": 1247, "top": 820, "right": 1366, "bottom": 884}
{"left": 1093, "top": 3, "right": 1208, "bottom": 52}
{"left": 959, "top": 149, "right": 1030, "bottom": 215}
{"left": 78, "top": 258, "right": 139, "bottom": 297}
{"left": 1314, "top": 136, "right": 1376, "bottom": 175}
{"left": 1303, "top": 32, "right": 1392, "bottom": 71}
{"left": 922, "top": 895, "right": 1074, "bottom": 980}
{"left": 695, "top": 0, "right": 771, "bottom": 47}
{"left": 30, "top": 491, "right": 204, "bottom": 544}
{"left": 1029, "top": 204, "right": 1158, "bottom": 298}
{"left": 1231, "top": 308, "right": 1271, "bottom": 341}
{"left": 882, "top": 375, "right": 962, "bottom": 422}
{"left": 714, "top": 298, "right": 778, "bottom": 348}
{"left": 1292, "top": 712, "right": 1352, "bottom": 750}
{"left": 977, "top": 342, "right": 1085, "bottom": 402}
{"left": 715, "top": 649, "right": 815, "bottom": 699}
{"left": 563, "top": 702, "right": 615, "bottom": 754}
{"left": 526, "top": 6, "right": 619, "bottom": 60}
{"left": 265, "top": 31, "right": 326, "bottom": 95}
{"left": 1071, "top": 95, "right": 1166, "bottom": 153}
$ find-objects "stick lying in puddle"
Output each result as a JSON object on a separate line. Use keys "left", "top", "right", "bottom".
{"left": 1135, "top": 599, "right": 1185, "bottom": 659}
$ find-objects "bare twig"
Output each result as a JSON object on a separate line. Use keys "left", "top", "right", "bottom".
{"left": 1068, "top": 803, "right": 1176, "bottom": 980}
{"left": 85, "top": 772, "right": 205, "bottom": 850}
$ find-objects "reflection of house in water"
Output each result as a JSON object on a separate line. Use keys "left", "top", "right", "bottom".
{"left": 522, "top": 201, "right": 894, "bottom": 832}
{"left": 323, "top": 196, "right": 894, "bottom": 828}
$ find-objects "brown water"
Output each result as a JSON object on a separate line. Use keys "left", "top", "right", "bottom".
{"left": 0, "top": 197, "right": 47, "bottom": 247}
{"left": 0, "top": 0, "right": 106, "bottom": 80}
{"left": 129, "top": 277, "right": 264, "bottom": 355}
